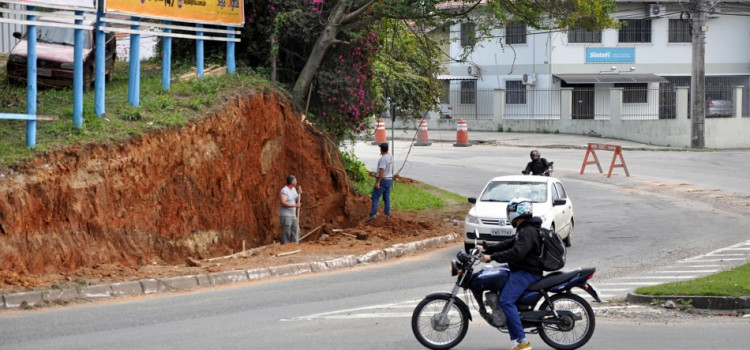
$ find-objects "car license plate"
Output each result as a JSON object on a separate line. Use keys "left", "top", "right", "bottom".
{"left": 38, "top": 69, "right": 52, "bottom": 77}
{"left": 490, "top": 228, "right": 513, "bottom": 236}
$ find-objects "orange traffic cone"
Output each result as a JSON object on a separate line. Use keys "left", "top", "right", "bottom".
{"left": 453, "top": 119, "right": 471, "bottom": 147}
{"left": 371, "top": 118, "right": 387, "bottom": 145}
{"left": 414, "top": 119, "right": 432, "bottom": 146}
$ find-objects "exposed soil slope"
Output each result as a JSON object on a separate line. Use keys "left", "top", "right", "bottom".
{"left": 0, "top": 92, "right": 367, "bottom": 278}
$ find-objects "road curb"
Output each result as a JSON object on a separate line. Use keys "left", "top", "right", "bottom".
{"left": 626, "top": 293, "right": 750, "bottom": 310}
{"left": 0, "top": 233, "right": 458, "bottom": 310}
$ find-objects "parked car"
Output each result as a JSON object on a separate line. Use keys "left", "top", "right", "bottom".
{"left": 464, "top": 175, "right": 574, "bottom": 251}
{"left": 706, "top": 96, "right": 733, "bottom": 117}
{"left": 6, "top": 14, "right": 116, "bottom": 89}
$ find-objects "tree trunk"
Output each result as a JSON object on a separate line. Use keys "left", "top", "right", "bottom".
{"left": 292, "top": 1, "right": 351, "bottom": 106}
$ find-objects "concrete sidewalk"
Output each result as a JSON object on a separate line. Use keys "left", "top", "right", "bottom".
{"left": 385, "top": 128, "right": 682, "bottom": 151}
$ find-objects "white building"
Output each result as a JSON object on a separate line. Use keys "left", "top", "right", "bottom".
{"left": 404, "top": 1, "right": 750, "bottom": 148}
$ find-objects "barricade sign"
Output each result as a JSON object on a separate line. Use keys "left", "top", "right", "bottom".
{"left": 580, "top": 143, "right": 630, "bottom": 178}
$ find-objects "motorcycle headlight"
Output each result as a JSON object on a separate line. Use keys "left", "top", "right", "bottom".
{"left": 465, "top": 213, "right": 478, "bottom": 224}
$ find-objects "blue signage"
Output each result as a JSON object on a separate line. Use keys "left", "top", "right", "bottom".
{"left": 586, "top": 47, "right": 635, "bottom": 63}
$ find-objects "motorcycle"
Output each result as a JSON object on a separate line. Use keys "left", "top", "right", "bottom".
{"left": 411, "top": 240, "right": 601, "bottom": 350}
{"left": 522, "top": 161, "right": 554, "bottom": 176}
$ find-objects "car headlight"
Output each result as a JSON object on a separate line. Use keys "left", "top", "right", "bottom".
{"left": 60, "top": 62, "right": 74, "bottom": 70}
{"left": 465, "top": 213, "right": 479, "bottom": 224}
{"left": 9, "top": 55, "right": 25, "bottom": 63}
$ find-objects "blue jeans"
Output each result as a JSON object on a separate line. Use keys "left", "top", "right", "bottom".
{"left": 500, "top": 269, "right": 542, "bottom": 341}
{"left": 369, "top": 179, "right": 392, "bottom": 217}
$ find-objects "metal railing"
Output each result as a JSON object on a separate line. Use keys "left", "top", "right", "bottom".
{"left": 444, "top": 88, "right": 494, "bottom": 119}
{"left": 505, "top": 89, "right": 561, "bottom": 120}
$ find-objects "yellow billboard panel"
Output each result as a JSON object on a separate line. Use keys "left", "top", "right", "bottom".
{"left": 107, "top": 0, "right": 244, "bottom": 26}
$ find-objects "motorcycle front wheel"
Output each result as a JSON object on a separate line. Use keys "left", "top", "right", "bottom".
{"left": 537, "top": 293, "right": 595, "bottom": 350}
{"left": 411, "top": 295, "right": 469, "bottom": 350}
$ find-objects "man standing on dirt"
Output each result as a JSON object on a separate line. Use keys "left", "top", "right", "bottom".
{"left": 367, "top": 142, "right": 394, "bottom": 221}
{"left": 279, "top": 175, "right": 300, "bottom": 244}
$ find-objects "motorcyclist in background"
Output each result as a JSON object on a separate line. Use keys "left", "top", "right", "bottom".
{"left": 522, "top": 150, "right": 553, "bottom": 176}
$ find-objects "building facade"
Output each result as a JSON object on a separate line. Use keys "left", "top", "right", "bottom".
{"left": 409, "top": 1, "right": 750, "bottom": 148}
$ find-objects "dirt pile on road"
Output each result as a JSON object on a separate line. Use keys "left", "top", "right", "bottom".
{"left": 0, "top": 92, "right": 372, "bottom": 284}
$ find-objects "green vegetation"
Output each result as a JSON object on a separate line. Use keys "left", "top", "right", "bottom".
{"left": 0, "top": 62, "right": 276, "bottom": 167}
{"left": 635, "top": 263, "right": 750, "bottom": 297}
{"left": 352, "top": 175, "right": 466, "bottom": 211}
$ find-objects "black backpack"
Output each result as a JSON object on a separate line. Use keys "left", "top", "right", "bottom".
{"left": 537, "top": 227, "right": 566, "bottom": 271}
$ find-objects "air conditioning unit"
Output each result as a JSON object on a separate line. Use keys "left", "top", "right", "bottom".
{"left": 467, "top": 66, "right": 479, "bottom": 76}
{"left": 522, "top": 73, "right": 536, "bottom": 85}
{"left": 646, "top": 4, "right": 666, "bottom": 18}
{"left": 707, "top": 4, "right": 721, "bottom": 17}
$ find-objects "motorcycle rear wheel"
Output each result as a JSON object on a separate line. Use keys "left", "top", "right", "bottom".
{"left": 411, "top": 295, "right": 469, "bottom": 350}
{"left": 537, "top": 293, "right": 595, "bottom": 350}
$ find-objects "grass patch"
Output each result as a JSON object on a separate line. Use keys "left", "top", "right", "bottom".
{"left": 635, "top": 263, "right": 750, "bottom": 297}
{"left": 353, "top": 176, "right": 466, "bottom": 211}
{"left": 0, "top": 61, "right": 278, "bottom": 168}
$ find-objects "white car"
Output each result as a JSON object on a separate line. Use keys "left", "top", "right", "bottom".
{"left": 464, "top": 175, "right": 574, "bottom": 251}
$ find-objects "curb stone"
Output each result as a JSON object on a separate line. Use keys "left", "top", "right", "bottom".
{"left": 0, "top": 233, "right": 456, "bottom": 310}
{"left": 626, "top": 293, "right": 750, "bottom": 310}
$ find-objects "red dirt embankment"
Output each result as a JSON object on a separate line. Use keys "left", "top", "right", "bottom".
{"left": 0, "top": 92, "right": 368, "bottom": 276}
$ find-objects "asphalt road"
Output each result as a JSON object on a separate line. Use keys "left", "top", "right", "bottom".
{"left": 1, "top": 139, "right": 748, "bottom": 349}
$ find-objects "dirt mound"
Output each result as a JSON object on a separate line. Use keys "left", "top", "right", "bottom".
{"left": 0, "top": 92, "right": 368, "bottom": 277}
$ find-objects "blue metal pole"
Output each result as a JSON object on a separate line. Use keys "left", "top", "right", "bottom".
{"left": 26, "top": 7, "right": 37, "bottom": 148}
{"left": 196, "top": 23, "right": 203, "bottom": 79}
{"left": 128, "top": 16, "right": 141, "bottom": 107}
{"left": 73, "top": 10, "right": 84, "bottom": 128}
{"left": 227, "top": 26, "right": 235, "bottom": 74}
{"left": 94, "top": 11, "right": 106, "bottom": 117}
{"left": 162, "top": 21, "right": 172, "bottom": 90}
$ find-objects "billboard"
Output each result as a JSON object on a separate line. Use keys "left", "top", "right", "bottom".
{"left": 106, "top": 0, "right": 244, "bottom": 26}
{"left": 2, "top": 0, "right": 96, "bottom": 10}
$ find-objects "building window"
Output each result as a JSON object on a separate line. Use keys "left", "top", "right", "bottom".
{"left": 568, "top": 26, "right": 602, "bottom": 43}
{"left": 616, "top": 83, "right": 648, "bottom": 103}
{"left": 440, "top": 80, "right": 450, "bottom": 104}
{"left": 460, "top": 22, "right": 475, "bottom": 47}
{"left": 460, "top": 81, "right": 476, "bottom": 104}
{"left": 668, "top": 19, "right": 691, "bottom": 43}
{"left": 505, "top": 22, "right": 526, "bottom": 44}
{"left": 506, "top": 80, "right": 526, "bottom": 104}
{"left": 618, "top": 19, "right": 651, "bottom": 43}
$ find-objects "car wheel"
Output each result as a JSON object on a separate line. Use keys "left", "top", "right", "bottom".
{"left": 563, "top": 219, "right": 573, "bottom": 247}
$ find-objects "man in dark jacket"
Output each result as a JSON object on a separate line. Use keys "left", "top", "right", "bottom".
{"left": 479, "top": 198, "right": 543, "bottom": 350}
{"left": 522, "top": 150, "right": 552, "bottom": 176}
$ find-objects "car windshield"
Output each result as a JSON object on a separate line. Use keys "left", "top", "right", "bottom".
{"left": 25, "top": 27, "right": 92, "bottom": 49}
{"left": 479, "top": 181, "right": 547, "bottom": 203}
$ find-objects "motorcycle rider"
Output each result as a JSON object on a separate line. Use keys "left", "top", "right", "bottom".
{"left": 478, "top": 198, "right": 543, "bottom": 350}
{"left": 522, "top": 150, "right": 552, "bottom": 176}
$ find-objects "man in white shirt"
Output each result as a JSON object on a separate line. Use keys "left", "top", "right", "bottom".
{"left": 367, "top": 143, "right": 394, "bottom": 221}
{"left": 279, "top": 175, "right": 300, "bottom": 244}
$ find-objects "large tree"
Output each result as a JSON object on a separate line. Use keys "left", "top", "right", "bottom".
{"left": 290, "top": 0, "right": 617, "bottom": 106}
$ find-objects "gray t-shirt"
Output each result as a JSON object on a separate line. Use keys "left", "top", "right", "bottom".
{"left": 378, "top": 153, "right": 394, "bottom": 179}
{"left": 279, "top": 186, "right": 298, "bottom": 217}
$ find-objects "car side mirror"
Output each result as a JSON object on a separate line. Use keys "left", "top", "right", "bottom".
{"left": 553, "top": 198, "right": 566, "bottom": 206}
{"left": 468, "top": 197, "right": 476, "bottom": 204}
{"left": 13, "top": 32, "right": 21, "bottom": 40}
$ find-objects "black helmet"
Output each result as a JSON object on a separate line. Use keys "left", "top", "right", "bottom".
{"left": 530, "top": 150, "right": 540, "bottom": 160}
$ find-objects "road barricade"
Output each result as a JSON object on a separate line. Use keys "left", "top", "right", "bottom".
{"left": 580, "top": 143, "right": 630, "bottom": 178}
{"left": 453, "top": 119, "right": 471, "bottom": 147}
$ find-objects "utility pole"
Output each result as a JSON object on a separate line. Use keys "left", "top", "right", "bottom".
{"left": 690, "top": 0, "right": 708, "bottom": 148}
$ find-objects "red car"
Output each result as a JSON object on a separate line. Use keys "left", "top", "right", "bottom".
{"left": 6, "top": 15, "right": 116, "bottom": 90}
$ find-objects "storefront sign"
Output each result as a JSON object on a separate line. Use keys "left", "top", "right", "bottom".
{"left": 586, "top": 47, "right": 635, "bottom": 63}
{"left": 106, "top": 0, "right": 244, "bottom": 26}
